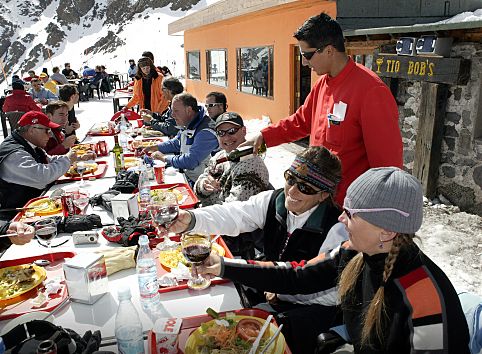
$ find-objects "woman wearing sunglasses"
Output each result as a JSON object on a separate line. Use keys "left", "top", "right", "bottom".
{"left": 199, "top": 167, "right": 470, "bottom": 353}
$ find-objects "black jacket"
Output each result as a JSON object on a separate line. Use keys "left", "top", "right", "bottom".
{"left": 263, "top": 188, "right": 341, "bottom": 262}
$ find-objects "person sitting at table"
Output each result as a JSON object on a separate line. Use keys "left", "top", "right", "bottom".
{"left": 0, "top": 111, "right": 76, "bottom": 221}
{"left": 28, "top": 77, "right": 58, "bottom": 105}
{"left": 62, "top": 63, "right": 79, "bottom": 79}
{"left": 141, "top": 77, "right": 183, "bottom": 137}
{"left": 44, "top": 101, "right": 77, "bottom": 155}
{"left": 100, "top": 65, "right": 113, "bottom": 93}
{"left": 39, "top": 72, "right": 58, "bottom": 95}
{"left": 194, "top": 112, "right": 269, "bottom": 207}
{"left": 128, "top": 59, "right": 137, "bottom": 79}
{"left": 143, "top": 93, "right": 219, "bottom": 185}
{"left": 125, "top": 56, "right": 169, "bottom": 115}
{"left": 22, "top": 70, "right": 38, "bottom": 83}
{"left": 3, "top": 79, "right": 42, "bottom": 113}
{"left": 0, "top": 221, "right": 35, "bottom": 252}
{"left": 200, "top": 167, "right": 471, "bottom": 354}
{"left": 171, "top": 145, "right": 341, "bottom": 263}
{"left": 205, "top": 91, "right": 227, "bottom": 121}
{"left": 59, "top": 85, "right": 80, "bottom": 139}
{"left": 51, "top": 66, "right": 69, "bottom": 85}
{"left": 82, "top": 65, "right": 96, "bottom": 78}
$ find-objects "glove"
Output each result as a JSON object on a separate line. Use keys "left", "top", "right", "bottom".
{"left": 111, "top": 170, "right": 139, "bottom": 193}
{"left": 81, "top": 330, "right": 101, "bottom": 354}
{"left": 117, "top": 216, "right": 156, "bottom": 246}
{"left": 59, "top": 214, "right": 103, "bottom": 233}
{"left": 90, "top": 189, "right": 121, "bottom": 212}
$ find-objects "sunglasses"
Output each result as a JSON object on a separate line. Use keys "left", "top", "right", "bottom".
{"left": 205, "top": 103, "right": 223, "bottom": 108}
{"left": 284, "top": 170, "right": 322, "bottom": 195}
{"left": 31, "top": 126, "right": 50, "bottom": 133}
{"left": 216, "top": 127, "right": 240, "bottom": 137}
{"left": 300, "top": 46, "right": 326, "bottom": 60}
{"left": 342, "top": 197, "right": 410, "bottom": 219}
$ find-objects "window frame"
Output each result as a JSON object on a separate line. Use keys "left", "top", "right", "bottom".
{"left": 236, "top": 45, "right": 274, "bottom": 99}
{"left": 186, "top": 50, "right": 201, "bottom": 81}
{"left": 206, "top": 48, "right": 228, "bottom": 87}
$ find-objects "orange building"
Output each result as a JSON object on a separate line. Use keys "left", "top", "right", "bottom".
{"left": 168, "top": 0, "right": 336, "bottom": 124}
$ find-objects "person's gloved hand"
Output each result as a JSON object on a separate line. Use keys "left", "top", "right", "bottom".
{"left": 59, "top": 214, "right": 102, "bottom": 233}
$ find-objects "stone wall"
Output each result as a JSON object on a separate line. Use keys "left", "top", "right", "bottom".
{"left": 397, "top": 42, "right": 482, "bottom": 215}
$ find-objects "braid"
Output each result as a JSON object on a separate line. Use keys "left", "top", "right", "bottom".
{"left": 338, "top": 253, "right": 364, "bottom": 302}
{"left": 360, "top": 233, "right": 414, "bottom": 347}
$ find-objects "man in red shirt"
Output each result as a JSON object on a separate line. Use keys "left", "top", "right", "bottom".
{"left": 3, "top": 80, "right": 42, "bottom": 113}
{"left": 247, "top": 13, "right": 403, "bottom": 205}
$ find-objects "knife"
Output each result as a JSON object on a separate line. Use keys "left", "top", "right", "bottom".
{"left": 249, "top": 314, "right": 273, "bottom": 354}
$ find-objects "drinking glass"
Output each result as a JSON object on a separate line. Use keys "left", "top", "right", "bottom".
{"left": 181, "top": 233, "right": 212, "bottom": 290}
{"left": 34, "top": 218, "right": 58, "bottom": 264}
{"left": 148, "top": 191, "right": 179, "bottom": 248}
{"left": 76, "top": 161, "right": 87, "bottom": 187}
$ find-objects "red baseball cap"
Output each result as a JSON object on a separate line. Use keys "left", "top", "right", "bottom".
{"left": 18, "top": 111, "right": 60, "bottom": 129}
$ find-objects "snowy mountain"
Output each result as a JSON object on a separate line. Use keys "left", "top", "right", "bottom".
{"left": 0, "top": 0, "right": 218, "bottom": 89}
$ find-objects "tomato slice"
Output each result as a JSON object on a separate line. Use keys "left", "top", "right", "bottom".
{"left": 236, "top": 318, "right": 262, "bottom": 342}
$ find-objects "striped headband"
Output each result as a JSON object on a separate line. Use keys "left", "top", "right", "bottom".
{"left": 288, "top": 156, "right": 340, "bottom": 194}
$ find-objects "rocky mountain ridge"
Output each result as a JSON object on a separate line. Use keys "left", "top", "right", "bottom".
{"left": 0, "top": 0, "right": 201, "bottom": 83}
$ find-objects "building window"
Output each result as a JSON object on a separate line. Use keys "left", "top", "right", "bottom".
{"left": 206, "top": 49, "right": 227, "bottom": 87}
{"left": 236, "top": 46, "right": 274, "bottom": 98}
{"left": 187, "top": 51, "right": 201, "bottom": 80}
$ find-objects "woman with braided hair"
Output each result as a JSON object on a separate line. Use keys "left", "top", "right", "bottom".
{"left": 200, "top": 167, "right": 470, "bottom": 353}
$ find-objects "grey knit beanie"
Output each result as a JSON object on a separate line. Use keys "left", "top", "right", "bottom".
{"left": 345, "top": 167, "right": 423, "bottom": 234}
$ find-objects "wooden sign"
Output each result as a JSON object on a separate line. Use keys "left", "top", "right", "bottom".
{"left": 372, "top": 54, "right": 470, "bottom": 85}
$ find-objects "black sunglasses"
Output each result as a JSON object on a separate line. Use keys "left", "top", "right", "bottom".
{"left": 300, "top": 46, "right": 326, "bottom": 60}
{"left": 205, "top": 103, "right": 223, "bottom": 108}
{"left": 284, "top": 170, "right": 322, "bottom": 195}
{"left": 216, "top": 127, "right": 240, "bottom": 137}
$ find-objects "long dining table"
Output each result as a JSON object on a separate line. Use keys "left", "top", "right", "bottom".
{"left": 0, "top": 129, "right": 243, "bottom": 351}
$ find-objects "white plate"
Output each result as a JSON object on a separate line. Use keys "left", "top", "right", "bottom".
{"left": 1, "top": 311, "right": 54, "bottom": 335}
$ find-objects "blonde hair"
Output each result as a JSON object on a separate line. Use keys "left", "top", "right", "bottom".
{"left": 338, "top": 233, "right": 414, "bottom": 347}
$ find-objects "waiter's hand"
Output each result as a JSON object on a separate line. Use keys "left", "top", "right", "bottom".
{"left": 168, "top": 210, "right": 191, "bottom": 234}
{"left": 7, "top": 222, "right": 35, "bottom": 246}
{"left": 238, "top": 132, "right": 265, "bottom": 154}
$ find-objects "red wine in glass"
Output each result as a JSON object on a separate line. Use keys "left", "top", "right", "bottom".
{"left": 182, "top": 244, "right": 211, "bottom": 263}
{"left": 36, "top": 226, "right": 57, "bottom": 242}
{"left": 181, "top": 234, "right": 212, "bottom": 290}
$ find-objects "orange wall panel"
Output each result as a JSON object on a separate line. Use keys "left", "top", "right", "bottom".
{"left": 183, "top": 1, "right": 336, "bottom": 123}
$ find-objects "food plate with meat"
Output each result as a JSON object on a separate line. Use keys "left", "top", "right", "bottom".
{"left": 64, "top": 162, "right": 98, "bottom": 177}
{"left": 70, "top": 143, "right": 95, "bottom": 158}
{"left": 184, "top": 315, "right": 285, "bottom": 354}
{"left": 0, "top": 264, "right": 46, "bottom": 301}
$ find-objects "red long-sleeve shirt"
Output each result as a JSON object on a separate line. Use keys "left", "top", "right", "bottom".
{"left": 262, "top": 58, "right": 403, "bottom": 205}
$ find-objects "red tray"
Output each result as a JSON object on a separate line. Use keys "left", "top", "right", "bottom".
{"left": 154, "top": 235, "right": 233, "bottom": 294}
{"left": 0, "top": 252, "right": 74, "bottom": 321}
{"left": 13, "top": 196, "right": 63, "bottom": 223}
{"left": 56, "top": 160, "right": 108, "bottom": 183}
{"left": 149, "top": 183, "right": 199, "bottom": 209}
{"left": 148, "top": 308, "right": 292, "bottom": 354}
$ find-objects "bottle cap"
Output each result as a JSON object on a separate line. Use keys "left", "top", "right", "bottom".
{"left": 117, "top": 284, "right": 132, "bottom": 300}
{"left": 138, "top": 234, "right": 149, "bottom": 245}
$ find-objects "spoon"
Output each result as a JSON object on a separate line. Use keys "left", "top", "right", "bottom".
{"left": 34, "top": 259, "right": 50, "bottom": 267}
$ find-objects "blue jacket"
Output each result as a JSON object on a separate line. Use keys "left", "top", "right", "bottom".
{"left": 157, "top": 106, "right": 218, "bottom": 183}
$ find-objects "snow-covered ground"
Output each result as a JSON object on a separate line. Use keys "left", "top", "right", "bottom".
{"left": 67, "top": 96, "right": 482, "bottom": 296}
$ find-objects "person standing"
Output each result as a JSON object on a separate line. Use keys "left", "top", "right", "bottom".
{"left": 125, "top": 57, "right": 168, "bottom": 114}
{"left": 245, "top": 13, "right": 403, "bottom": 205}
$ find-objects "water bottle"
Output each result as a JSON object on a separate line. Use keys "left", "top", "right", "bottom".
{"left": 115, "top": 285, "right": 145, "bottom": 354}
{"left": 118, "top": 113, "right": 129, "bottom": 152}
{"left": 137, "top": 235, "right": 161, "bottom": 311}
{"left": 138, "top": 164, "right": 151, "bottom": 211}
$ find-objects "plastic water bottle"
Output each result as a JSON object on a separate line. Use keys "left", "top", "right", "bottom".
{"left": 138, "top": 164, "right": 151, "bottom": 211}
{"left": 115, "top": 285, "right": 144, "bottom": 354}
{"left": 137, "top": 235, "right": 161, "bottom": 311}
{"left": 119, "top": 113, "right": 129, "bottom": 152}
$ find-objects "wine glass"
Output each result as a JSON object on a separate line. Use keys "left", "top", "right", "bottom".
{"left": 181, "top": 233, "right": 212, "bottom": 290}
{"left": 148, "top": 191, "right": 179, "bottom": 248}
{"left": 34, "top": 218, "right": 58, "bottom": 265}
{"left": 76, "top": 161, "right": 87, "bottom": 187}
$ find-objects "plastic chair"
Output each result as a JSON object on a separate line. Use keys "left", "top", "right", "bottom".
{"left": 5, "top": 111, "right": 25, "bottom": 132}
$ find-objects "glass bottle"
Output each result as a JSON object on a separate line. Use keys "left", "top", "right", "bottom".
{"left": 215, "top": 143, "right": 267, "bottom": 164}
{"left": 113, "top": 135, "right": 125, "bottom": 173}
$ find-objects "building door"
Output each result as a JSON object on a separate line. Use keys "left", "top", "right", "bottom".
{"left": 292, "top": 46, "right": 312, "bottom": 113}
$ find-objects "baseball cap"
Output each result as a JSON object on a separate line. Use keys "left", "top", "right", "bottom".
{"left": 39, "top": 72, "right": 48, "bottom": 78}
{"left": 18, "top": 111, "right": 60, "bottom": 129}
{"left": 215, "top": 112, "right": 244, "bottom": 128}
